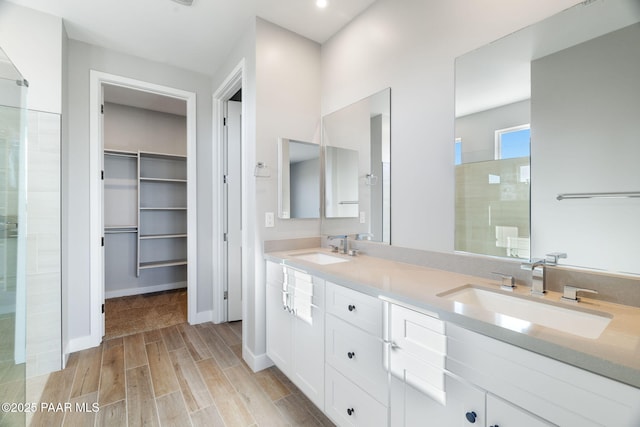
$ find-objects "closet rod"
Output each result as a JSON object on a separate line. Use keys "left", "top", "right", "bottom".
{"left": 556, "top": 191, "right": 640, "bottom": 201}
{"left": 105, "top": 229, "right": 138, "bottom": 234}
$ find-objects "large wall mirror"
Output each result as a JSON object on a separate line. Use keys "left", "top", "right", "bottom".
{"left": 455, "top": 0, "right": 640, "bottom": 274}
{"left": 321, "top": 88, "right": 391, "bottom": 243}
{"left": 278, "top": 138, "right": 320, "bottom": 219}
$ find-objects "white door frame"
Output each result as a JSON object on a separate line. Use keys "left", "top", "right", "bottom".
{"left": 88, "top": 70, "right": 197, "bottom": 348}
{"left": 212, "top": 60, "right": 246, "bottom": 324}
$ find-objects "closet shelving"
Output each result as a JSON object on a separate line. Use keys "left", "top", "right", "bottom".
{"left": 136, "top": 151, "right": 188, "bottom": 275}
{"left": 104, "top": 148, "right": 188, "bottom": 279}
{"left": 104, "top": 149, "right": 138, "bottom": 235}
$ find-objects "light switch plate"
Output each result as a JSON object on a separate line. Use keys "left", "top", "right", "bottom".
{"left": 265, "top": 212, "right": 275, "bottom": 227}
{"left": 359, "top": 211, "right": 366, "bottom": 223}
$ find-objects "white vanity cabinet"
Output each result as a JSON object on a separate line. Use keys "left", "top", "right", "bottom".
{"left": 447, "top": 323, "right": 640, "bottom": 427}
{"left": 387, "top": 303, "right": 558, "bottom": 427}
{"left": 265, "top": 261, "right": 325, "bottom": 409}
{"left": 324, "top": 282, "right": 388, "bottom": 426}
{"left": 387, "top": 302, "right": 451, "bottom": 426}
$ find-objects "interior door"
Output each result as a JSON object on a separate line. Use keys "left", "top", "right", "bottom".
{"left": 226, "top": 100, "right": 242, "bottom": 321}
{"left": 99, "top": 83, "right": 105, "bottom": 337}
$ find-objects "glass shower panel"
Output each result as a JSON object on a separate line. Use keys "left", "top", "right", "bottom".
{"left": 0, "top": 46, "right": 28, "bottom": 427}
{"left": 455, "top": 157, "right": 530, "bottom": 259}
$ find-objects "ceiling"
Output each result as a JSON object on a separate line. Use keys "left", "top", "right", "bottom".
{"left": 7, "top": 0, "right": 377, "bottom": 76}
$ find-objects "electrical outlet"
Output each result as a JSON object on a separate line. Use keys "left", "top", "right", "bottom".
{"left": 265, "top": 212, "right": 275, "bottom": 228}
{"left": 359, "top": 211, "right": 366, "bottom": 224}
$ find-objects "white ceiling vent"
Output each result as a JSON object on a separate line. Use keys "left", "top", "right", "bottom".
{"left": 171, "top": 0, "right": 194, "bottom": 6}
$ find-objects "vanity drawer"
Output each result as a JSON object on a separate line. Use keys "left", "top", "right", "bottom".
{"left": 326, "top": 281, "right": 383, "bottom": 336}
{"left": 325, "top": 364, "right": 387, "bottom": 427}
{"left": 390, "top": 303, "right": 446, "bottom": 366}
{"left": 325, "top": 314, "right": 388, "bottom": 404}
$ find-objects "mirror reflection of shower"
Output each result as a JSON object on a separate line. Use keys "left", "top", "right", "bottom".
{"left": 0, "top": 45, "right": 28, "bottom": 427}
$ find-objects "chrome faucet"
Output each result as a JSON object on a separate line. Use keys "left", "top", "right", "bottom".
{"left": 521, "top": 259, "right": 547, "bottom": 296}
{"left": 327, "top": 234, "right": 348, "bottom": 254}
{"left": 521, "top": 252, "right": 567, "bottom": 296}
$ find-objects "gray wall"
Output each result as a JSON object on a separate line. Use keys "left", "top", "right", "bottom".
{"left": 531, "top": 23, "right": 640, "bottom": 273}
{"left": 65, "top": 40, "right": 213, "bottom": 344}
{"left": 290, "top": 159, "right": 320, "bottom": 218}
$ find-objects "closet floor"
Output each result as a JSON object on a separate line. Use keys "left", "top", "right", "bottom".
{"left": 104, "top": 289, "right": 187, "bottom": 339}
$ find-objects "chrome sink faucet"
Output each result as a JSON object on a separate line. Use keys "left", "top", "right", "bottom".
{"left": 521, "top": 252, "right": 567, "bottom": 296}
{"left": 327, "top": 234, "right": 348, "bottom": 254}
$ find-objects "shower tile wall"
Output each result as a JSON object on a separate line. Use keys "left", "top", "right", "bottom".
{"left": 25, "top": 110, "right": 61, "bottom": 378}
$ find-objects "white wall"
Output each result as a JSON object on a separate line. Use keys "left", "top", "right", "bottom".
{"left": 65, "top": 40, "right": 213, "bottom": 346}
{"left": 211, "top": 18, "right": 321, "bottom": 368}
{"left": 320, "top": 0, "right": 582, "bottom": 253}
{"left": 252, "top": 18, "right": 322, "bottom": 363}
{"left": 0, "top": 2, "right": 63, "bottom": 114}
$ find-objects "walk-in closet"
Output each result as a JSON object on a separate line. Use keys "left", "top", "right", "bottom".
{"left": 102, "top": 85, "right": 189, "bottom": 336}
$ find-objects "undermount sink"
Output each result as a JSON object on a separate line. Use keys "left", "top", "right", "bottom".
{"left": 438, "top": 285, "right": 612, "bottom": 339}
{"left": 289, "top": 251, "right": 350, "bottom": 265}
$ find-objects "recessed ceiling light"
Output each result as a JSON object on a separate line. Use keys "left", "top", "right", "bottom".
{"left": 316, "top": 0, "right": 328, "bottom": 8}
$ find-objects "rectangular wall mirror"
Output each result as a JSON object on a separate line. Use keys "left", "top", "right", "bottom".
{"left": 455, "top": 0, "right": 640, "bottom": 274}
{"left": 321, "top": 88, "right": 391, "bottom": 243}
{"left": 278, "top": 138, "right": 320, "bottom": 219}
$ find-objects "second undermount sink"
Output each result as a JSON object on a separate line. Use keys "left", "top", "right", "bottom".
{"left": 289, "top": 251, "right": 350, "bottom": 265}
{"left": 438, "top": 285, "right": 612, "bottom": 339}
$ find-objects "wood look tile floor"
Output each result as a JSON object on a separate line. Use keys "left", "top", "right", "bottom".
{"left": 32, "top": 296, "right": 335, "bottom": 426}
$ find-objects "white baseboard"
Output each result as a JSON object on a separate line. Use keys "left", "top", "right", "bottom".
{"left": 67, "top": 334, "right": 101, "bottom": 354}
{"left": 105, "top": 282, "right": 187, "bottom": 299}
{"left": 243, "top": 345, "right": 274, "bottom": 372}
{"left": 193, "top": 310, "right": 213, "bottom": 324}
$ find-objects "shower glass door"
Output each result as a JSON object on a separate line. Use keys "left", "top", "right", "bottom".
{"left": 0, "top": 46, "right": 28, "bottom": 427}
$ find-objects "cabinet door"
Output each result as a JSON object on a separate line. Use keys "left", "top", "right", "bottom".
{"left": 292, "top": 276, "right": 325, "bottom": 410}
{"left": 390, "top": 374, "right": 450, "bottom": 427}
{"left": 487, "top": 394, "right": 554, "bottom": 427}
{"left": 266, "top": 281, "right": 292, "bottom": 376}
{"left": 444, "top": 374, "right": 486, "bottom": 427}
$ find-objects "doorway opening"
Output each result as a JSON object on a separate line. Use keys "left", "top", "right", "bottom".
{"left": 87, "top": 71, "right": 197, "bottom": 349}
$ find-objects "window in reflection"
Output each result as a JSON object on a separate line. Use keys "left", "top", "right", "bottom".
{"left": 454, "top": 138, "right": 462, "bottom": 165}
{"left": 495, "top": 124, "right": 530, "bottom": 160}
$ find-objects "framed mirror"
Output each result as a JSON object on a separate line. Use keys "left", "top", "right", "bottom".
{"left": 278, "top": 138, "right": 320, "bottom": 219}
{"left": 321, "top": 88, "right": 391, "bottom": 243}
{"left": 455, "top": 0, "right": 640, "bottom": 274}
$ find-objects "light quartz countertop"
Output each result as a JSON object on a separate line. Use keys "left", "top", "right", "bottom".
{"left": 265, "top": 247, "right": 640, "bottom": 389}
